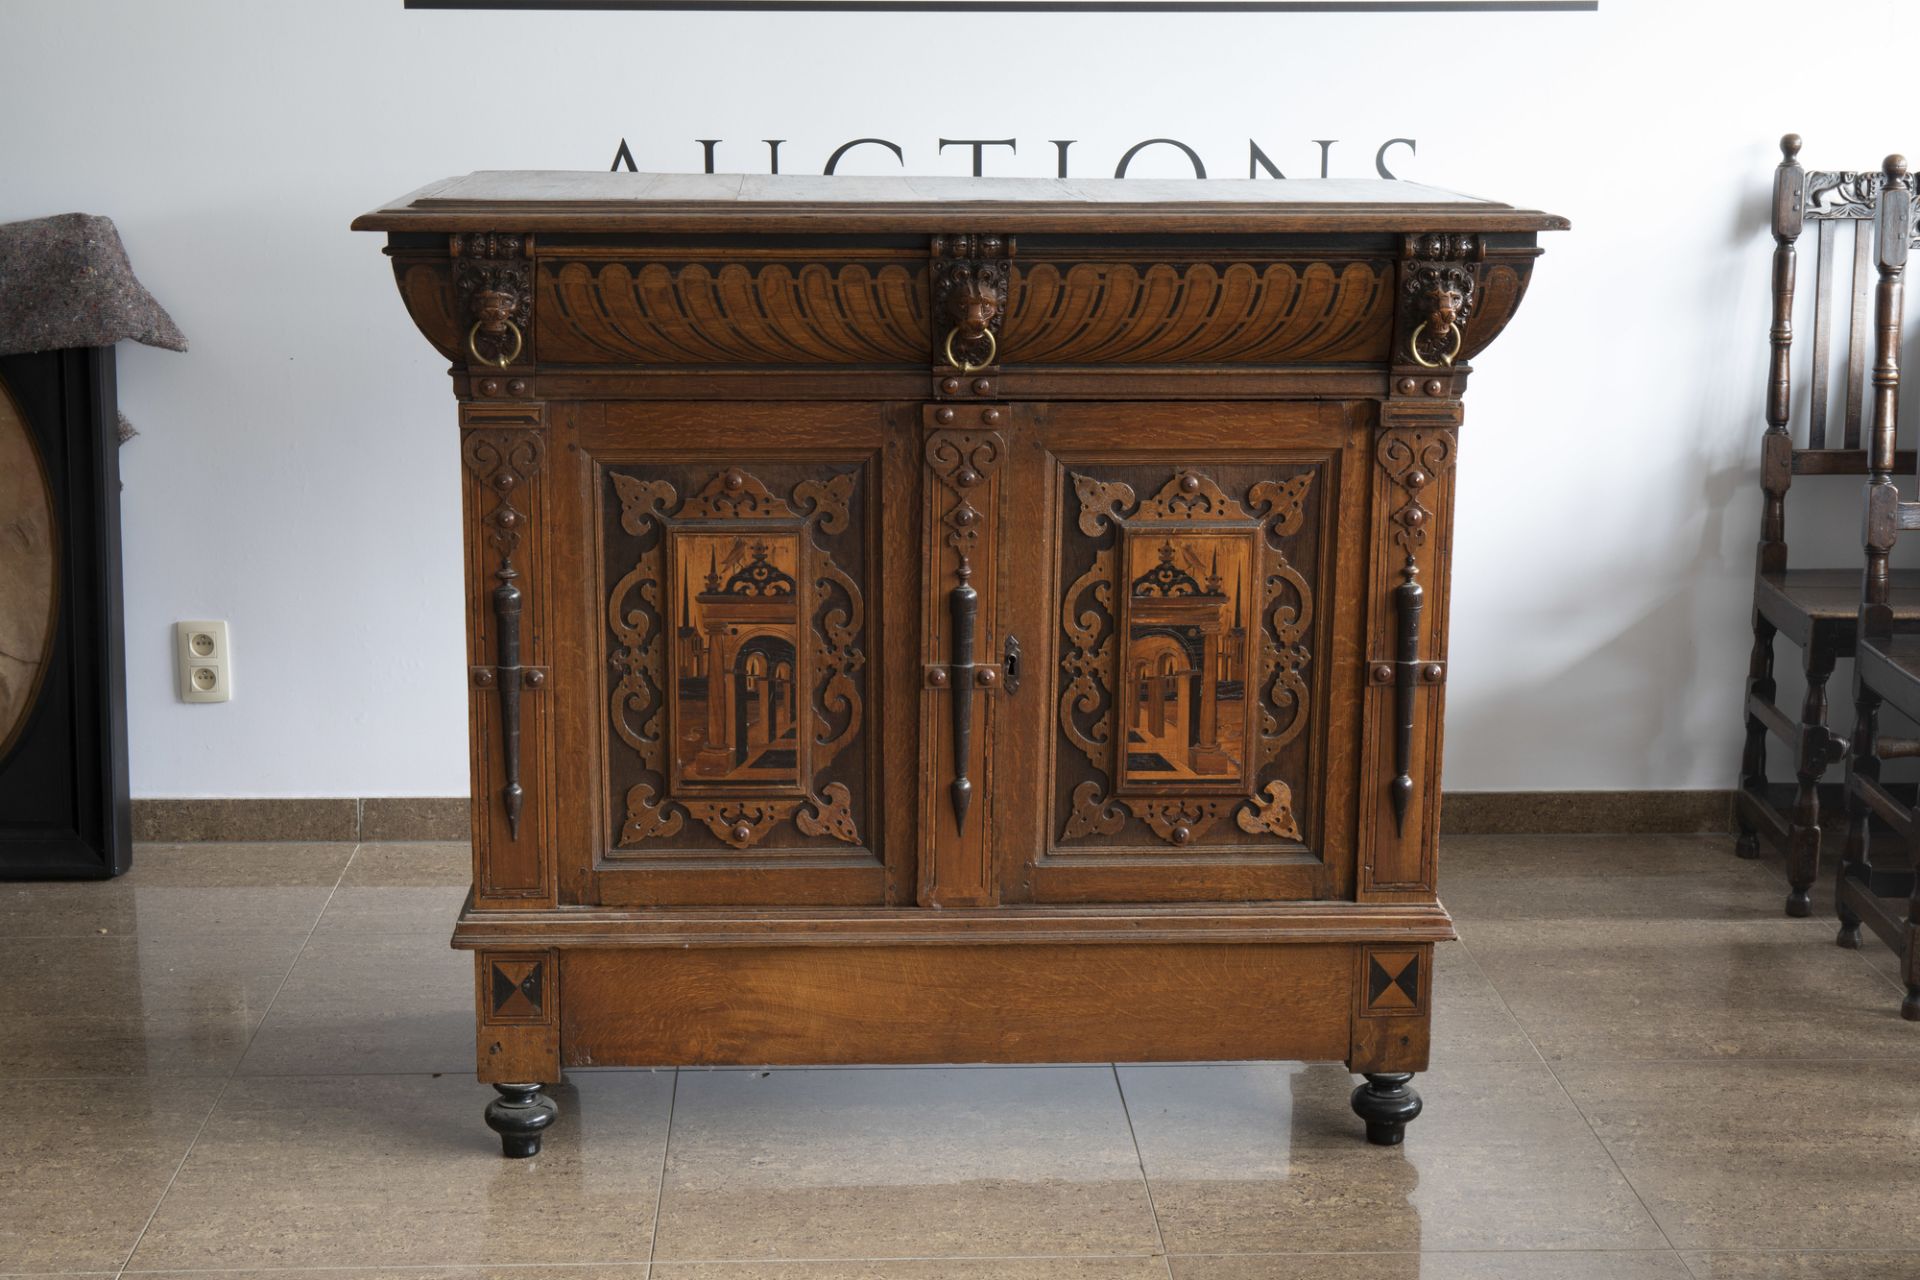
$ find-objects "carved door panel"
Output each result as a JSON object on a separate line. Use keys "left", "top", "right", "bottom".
{"left": 555, "top": 401, "right": 916, "bottom": 908}
{"left": 997, "top": 401, "right": 1371, "bottom": 904}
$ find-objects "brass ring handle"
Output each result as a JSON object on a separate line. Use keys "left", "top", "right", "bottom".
{"left": 468, "top": 318, "right": 524, "bottom": 368}
{"left": 1408, "top": 320, "right": 1464, "bottom": 369}
{"left": 943, "top": 325, "right": 997, "bottom": 374}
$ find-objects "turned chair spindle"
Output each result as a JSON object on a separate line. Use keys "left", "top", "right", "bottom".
{"left": 1838, "top": 155, "right": 1920, "bottom": 1020}
{"left": 1735, "top": 135, "right": 1920, "bottom": 917}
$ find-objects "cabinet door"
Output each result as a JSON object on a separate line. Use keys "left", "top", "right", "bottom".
{"left": 996, "top": 401, "right": 1371, "bottom": 904}
{"left": 554, "top": 401, "right": 917, "bottom": 908}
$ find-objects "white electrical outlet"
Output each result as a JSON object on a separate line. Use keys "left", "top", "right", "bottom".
{"left": 176, "top": 620, "right": 232, "bottom": 703}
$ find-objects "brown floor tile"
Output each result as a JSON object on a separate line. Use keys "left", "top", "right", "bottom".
{"left": 1442, "top": 835, "right": 1793, "bottom": 924}
{"left": 1851, "top": 935, "right": 1915, "bottom": 998}
{"left": 1461, "top": 918, "right": 1920, "bottom": 1062}
{"left": 318, "top": 841, "right": 472, "bottom": 934}
{"left": 1168, "top": 1253, "right": 1692, "bottom": 1279}
{"left": 127, "top": 1072, "right": 673, "bottom": 1269}
{"left": 1679, "top": 1253, "right": 1920, "bottom": 1279}
{"left": 0, "top": 1076, "right": 223, "bottom": 1272}
{"left": 0, "top": 930, "right": 306, "bottom": 1077}
{"left": 654, "top": 1263, "right": 1171, "bottom": 1279}
{"left": 1557, "top": 1059, "right": 1920, "bottom": 1251}
{"left": 0, "top": 842, "right": 351, "bottom": 939}
{"left": 653, "top": 1066, "right": 1159, "bottom": 1262}
{"left": 237, "top": 927, "right": 473, "bottom": 1075}
{"left": 1121, "top": 1061, "right": 1664, "bottom": 1255}
{"left": 1428, "top": 940, "right": 1541, "bottom": 1066}
{"left": 121, "top": 1271, "right": 649, "bottom": 1280}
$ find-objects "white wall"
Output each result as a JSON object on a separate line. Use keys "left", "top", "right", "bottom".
{"left": 2, "top": 0, "right": 1912, "bottom": 797}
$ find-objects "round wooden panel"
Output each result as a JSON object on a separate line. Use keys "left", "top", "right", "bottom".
{"left": 0, "top": 374, "right": 57, "bottom": 762}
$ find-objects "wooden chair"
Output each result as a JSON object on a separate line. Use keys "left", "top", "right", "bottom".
{"left": 1736, "top": 136, "right": 1920, "bottom": 917}
{"left": 1840, "top": 155, "right": 1920, "bottom": 1019}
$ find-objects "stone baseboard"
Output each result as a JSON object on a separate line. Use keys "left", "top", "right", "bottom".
{"left": 132, "top": 791, "right": 1739, "bottom": 843}
{"left": 132, "top": 797, "right": 470, "bottom": 843}
{"left": 1439, "top": 790, "right": 1736, "bottom": 836}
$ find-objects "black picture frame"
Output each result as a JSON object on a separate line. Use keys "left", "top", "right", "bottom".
{"left": 0, "top": 346, "right": 131, "bottom": 878}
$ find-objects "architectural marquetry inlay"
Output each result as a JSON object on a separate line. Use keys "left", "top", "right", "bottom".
{"left": 1055, "top": 467, "right": 1316, "bottom": 849}
{"left": 606, "top": 462, "right": 868, "bottom": 852}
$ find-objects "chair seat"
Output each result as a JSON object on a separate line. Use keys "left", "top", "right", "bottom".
{"left": 1761, "top": 568, "right": 1920, "bottom": 619}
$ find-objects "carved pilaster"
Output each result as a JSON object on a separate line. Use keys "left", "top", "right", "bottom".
{"left": 463, "top": 429, "right": 546, "bottom": 844}
{"left": 459, "top": 403, "right": 554, "bottom": 908}
{"left": 920, "top": 408, "right": 1009, "bottom": 905}
{"left": 931, "top": 234, "right": 1014, "bottom": 379}
{"left": 1361, "top": 428, "right": 1457, "bottom": 897}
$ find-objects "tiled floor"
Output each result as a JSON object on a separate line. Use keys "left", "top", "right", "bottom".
{"left": 1, "top": 835, "right": 1915, "bottom": 1279}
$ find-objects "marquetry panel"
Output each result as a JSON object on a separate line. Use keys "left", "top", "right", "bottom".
{"left": 484, "top": 952, "right": 552, "bottom": 1025}
{"left": 600, "top": 458, "right": 874, "bottom": 862}
{"left": 1050, "top": 463, "right": 1327, "bottom": 853}
{"left": 1360, "top": 946, "right": 1424, "bottom": 1016}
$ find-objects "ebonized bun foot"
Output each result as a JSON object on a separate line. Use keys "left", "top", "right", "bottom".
{"left": 1904, "top": 986, "right": 1920, "bottom": 1022}
{"left": 1350, "top": 1072, "right": 1422, "bottom": 1146}
{"left": 485, "top": 1082, "right": 557, "bottom": 1158}
{"left": 1734, "top": 832, "right": 1760, "bottom": 860}
{"left": 1785, "top": 889, "right": 1812, "bottom": 918}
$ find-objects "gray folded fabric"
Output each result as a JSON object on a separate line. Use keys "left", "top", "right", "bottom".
{"left": 0, "top": 212, "right": 186, "bottom": 357}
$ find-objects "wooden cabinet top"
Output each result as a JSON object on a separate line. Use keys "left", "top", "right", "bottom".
{"left": 353, "top": 171, "right": 1568, "bottom": 235}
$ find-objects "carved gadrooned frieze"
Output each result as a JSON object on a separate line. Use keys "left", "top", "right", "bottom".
{"left": 453, "top": 232, "right": 534, "bottom": 368}
{"left": 605, "top": 463, "right": 866, "bottom": 852}
{"left": 1055, "top": 467, "right": 1318, "bottom": 850}
{"left": 931, "top": 233, "right": 1014, "bottom": 372}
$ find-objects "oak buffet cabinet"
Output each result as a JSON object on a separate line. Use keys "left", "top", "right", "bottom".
{"left": 353, "top": 173, "right": 1563, "bottom": 1155}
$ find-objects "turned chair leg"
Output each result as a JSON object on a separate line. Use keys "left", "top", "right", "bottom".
{"left": 1837, "top": 682, "right": 1880, "bottom": 950}
{"left": 1350, "top": 1072, "right": 1423, "bottom": 1146}
{"left": 1906, "top": 890, "right": 1920, "bottom": 1022}
{"left": 1736, "top": 613, "right": 1778, "bottom": 861}
{"left": 485, "top": 1082, "right": 558, "bottom": 1158}
{"left": 1784, "top": 643, "right": 1837, "bottom": 916}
